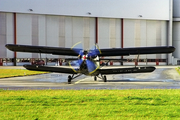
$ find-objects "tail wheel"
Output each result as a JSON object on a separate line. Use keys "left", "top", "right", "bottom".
{"left": 103, "top": 75, "right": 107, "bottom": 82}
{"left": 94, "top": 76, "right": 97, "bottom": 81}
{"left": 68, "top": 75, "right": 72, "bottom": 84}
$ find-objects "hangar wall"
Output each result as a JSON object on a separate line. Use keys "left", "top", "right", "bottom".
{"left": 0, "top": 12, "right": 168, "bottom": 60}
{"left": 15, "top": 14, "right": 96, "bottom": 58}
{"left": 0, "top": 13, "right": 14, "bottom": 58}
{"left": 0, "top": 0, "right": 178, "bottom": 65}
{"left": 124, "top": 20, "right": 167, "bottom": 60}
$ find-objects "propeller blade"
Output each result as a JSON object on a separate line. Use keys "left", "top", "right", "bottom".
{"left": 71, "top": 42, "right": 83, "bottom": 55}
{"left": 69, "top": 59, "right": 83, "bottom": 72}
{"left": 88, "top": 44, "right": 101, "bottom": 57}
{"left": 86, "top": 59, "right": 97, "bottom": 74}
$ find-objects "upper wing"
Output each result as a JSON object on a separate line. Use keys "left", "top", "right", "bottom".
{"left": 98, "top": 46, "right": 175, "bottom": 56}
{"left": 23, "top": 65, "right": 78, "bottom": 74}
{"left": 5, "top": 44, "right": 81, "bottom": 56}
{"left": 6, "top": 44, "right": 175, "bottom": 57}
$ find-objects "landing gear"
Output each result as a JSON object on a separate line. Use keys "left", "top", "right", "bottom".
{"left": 103, "top": 75, "right": 107, "bottom": 82}
{"left": 96, "top": 75, "right": 107, "bottom": 82}
{"left": 94, "top": 76, "right": 97, "bottom": 81}
{"left": 68, "top": 75, "right": 72, "bottom": 84}
{"left": 67, "top": 74, "right": 82, "bottom": 84}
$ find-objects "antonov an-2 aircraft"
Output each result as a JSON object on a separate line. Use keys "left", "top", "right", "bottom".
{"left": 5, "top": 43, "right": 175, "bottom": 84}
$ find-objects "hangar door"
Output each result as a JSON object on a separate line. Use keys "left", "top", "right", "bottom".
{"left": 123, "top": 19, "right": 167, "bottom": 65}
{"left": 15, "top": 14, "right": 95, "bottom": 58}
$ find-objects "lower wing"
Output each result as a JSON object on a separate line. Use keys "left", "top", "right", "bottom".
{"left": 98, "top": 66, "right": 156, "bottom": 74}
{"left": 23, "top": 65, "right": 78, "bottom": 74}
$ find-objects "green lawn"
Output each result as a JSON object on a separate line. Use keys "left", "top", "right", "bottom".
{"left": 0, "top": 69, "right": 48, "bottom": 78}
{"left": 0, "top": 89, "right": 180, "bottom": 119}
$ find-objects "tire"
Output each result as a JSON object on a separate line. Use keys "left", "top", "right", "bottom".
{"left": 94, "top": 76, "right": 97, "bottom": 81}
{"left": 68, "top": 75, "right": 72, "bottom": 84}
{"left": 103, "top": 76, "right": 107, "bottom": 82}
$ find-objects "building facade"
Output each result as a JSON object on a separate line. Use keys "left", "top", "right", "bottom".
{"left": 0, "top": 0, "right": 179, "bottom": 65}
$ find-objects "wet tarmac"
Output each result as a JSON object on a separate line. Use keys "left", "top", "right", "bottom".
{"left": 0, "top": 66, "right": 180, "bottom": 90}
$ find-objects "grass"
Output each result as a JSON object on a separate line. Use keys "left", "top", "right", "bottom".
{"left": 0, "top": 69, "right": 48, "bottom": 78}
{"left": 0, "top": 89, "right": 180, "bottom": 119}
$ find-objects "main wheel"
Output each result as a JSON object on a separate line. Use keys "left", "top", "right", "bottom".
{"left": 94, "top": 76, "right": 97, "bottom": 81}
{"left": 68, "top": 75, "right": 72, "bottom": 84}
{"left": 103, "top": 75, "right": 107, "bottom": 82}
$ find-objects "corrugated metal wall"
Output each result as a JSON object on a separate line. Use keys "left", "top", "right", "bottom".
{"left": 0, "top": 13, "right": 14, "bottom": 58}
{"left": 98, "top": 18, "right": 121, "bottom": 49}
{"left": 2, "top": 13, "right": 96, "bottom": 58}
{"left": 0, "top": 12, "right": 169, "bottom": 62}
{"left": 0, "top": 13, "right": 7, "bottom": 58}
{"left": 173, "top": 0, "right": 180, "bottom": 59}
{"left": 173, "top": 22, "right": 180, "bottom": 58}
{"left": 124, "top": 19, "right": 167, "bottom": 59}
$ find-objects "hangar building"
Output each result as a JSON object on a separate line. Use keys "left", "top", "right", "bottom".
{"left": 0, "top": 0, "right": 179, "bottom": 66}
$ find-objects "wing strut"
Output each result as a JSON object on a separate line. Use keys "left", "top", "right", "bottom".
{"left": 68, "top": 74, "right": 82, "bottom": 84}
{"left": 40, "top": 53, "right": 42, "bottom": 60}
{"left": 135, "top": 51, "right": 140, "bottom": 68}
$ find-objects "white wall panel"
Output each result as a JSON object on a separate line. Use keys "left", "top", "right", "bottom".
{"left": 65, "top": 17, "right": 95, "bottom": 50}
{"left": 65, "top": 17, "right": 73, "bottom": 48}
{"left": 0, "top": 0, "right": 170, "bottom": 20}
{"left": 72, "top": 17, "right": 83, "bottom": 46}
{"left": 124, "top": 19, "right": 168, "bottom": 59}
{"left": 138, "top": 20, "right": 147, "bottom": 59}
{"left": 139, "top": 20, "right": 147, "bottom": 47}
{"left": 98, "top": 18, "right": 110, "bottom": 48}
{"left": 124, "top": 20, "right": 135, "bottom": 48}
{"left": 89, "top": 18, "right": 95, "bottom": 48}
{"left": 38, "top": 15, "right": 46, "bottom": 46}
{"left": 173, "top": 0, "right": 180, "bottom": 18}
{"left": 173, "top": 22, "right": 180, "bottom": 58}
{"left": 146, "top": 21, "right": 156, "bottom": 46}
{"left": 146, "top": 21, "right": 156, "bottom": 59}
{"left": 46, "top": 16, "right": 59, "bottom": 58}
{"left": 160, "top": 21, "right": 167, "bottom": 59}
{"left": 115, "top": 19, "right": 121, "bottom": 48}
{"left": 36, "top": 15, "right": 46, "bottom": 58}
{"left": 83, "top": 18, "right": 90, "bottom": 50}
{"left": 59, "top": 16, "right": 65, "bottom": 48}
{"left": 98, "top": 18, "right": 121, "bottom": 60}
{"left": 0, "top": 13, "right": 6, "bottom": 58}
{"left": 46, "top": 16, "right": 59, "bottom": 47}
{"left": 16, "top": 14, "right": 32, "bottom": 58}
{"left": 6, "top": 13, "right": 14, "bottom": 58}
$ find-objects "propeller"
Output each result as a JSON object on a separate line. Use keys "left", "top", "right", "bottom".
{"left": 87, "top": 44, "right": 101, "bottom": 58}
{"left": 69, "top": 42, "right": 101, "bottom": 74}
{"left": 69, "top": 42, "right": 83, "bottom": 71}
